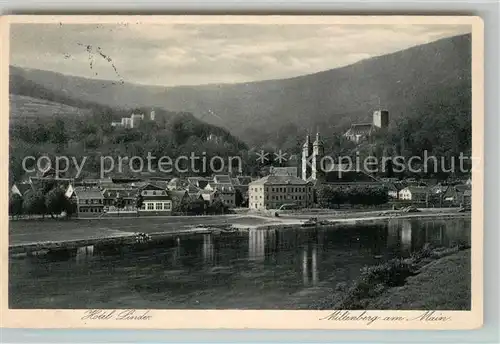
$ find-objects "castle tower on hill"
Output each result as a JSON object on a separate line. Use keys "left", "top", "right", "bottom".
{"left": 373, "top": 110, "right": 389, "bottom": 129}
{"left": 301, "top": 132, "right": 324, "bottom": 181}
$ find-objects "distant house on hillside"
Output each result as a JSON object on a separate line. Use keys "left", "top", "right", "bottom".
{"left": 111, "top": 109, "right": 155, "bottom": 129}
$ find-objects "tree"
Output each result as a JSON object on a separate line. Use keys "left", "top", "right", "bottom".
{"left": 208, "top": 199, "right": 227, "bottom": 215}
{"left": 114, "top": 195, "right": 125, "bottom": 216}
{"left": 135, "top": 193, "right": 144, "bottom": 210}
{"left": 64, "top": 198, "right": 77, "bottom": 218}
{"left": 185, "top": 198, "right": 206, "bottom": 215}
{"left": 23, "top": 190, "right": 46, "bottom": 218}
{"left": 44, "top": 188, "right": 68, "bottom": 218}
{"left": 9, "top": 194, "right": 23, "bottom": 219}
{"left": 235, "top": 188, "right": 245, "bottom": 207}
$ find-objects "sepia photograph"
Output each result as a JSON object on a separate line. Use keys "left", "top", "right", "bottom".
{"left": 1, "top": 15, "right": 483, "bottom": 329}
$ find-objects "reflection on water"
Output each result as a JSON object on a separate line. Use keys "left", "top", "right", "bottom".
{"left": 248, "top": 229, "right": 266, "bottom": 262}
{"left": 302, "top": 246, "right": 318, "bottom": 287}
{"left": 75, "top": 245, "right": 94, "bottom": 264}
{"left": 9, "top": 217, "right": 470, "bottom": 309}
{"left": 386, "top": 218, "right": 471, "bottom": 253}
{"left": 202, "top": 234, "right": 214, "bottom": 265}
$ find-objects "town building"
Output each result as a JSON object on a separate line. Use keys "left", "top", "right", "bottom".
{"left": 169, "top": 190, "right": 190, "bottom": 212}
{"left": 200, "top": 190, "right": 220, "bottom": 206}
{"left": 248, "top": 175, "right": 313, "bottom": 210}
{"left": 398, "top": 186, "right": 429, "bottom": 202}
{"left": 344, "top": 110, "right": 389, "bottom": 143}
{"left": 385, "top": 181, "right": 407, "bottom": 199}
{"left": 73, "top": 187, "right": 104, "bottom": 217}
{"left": 442, "top": 184, "right": 471, "bottom": 206}
{"left": 101, "top": 187, "right": 138, "bottom": 209}
{"left": 187, "top": 177, "right": 209, "bottom": 189}
{"left": 138, "top": 184, "right": 173, "bottom": 215}
{"left": 167, "top": 177, "right": 188, "bottom": 191}
{"left": 205, "top": 181, "right": 236, "bottom": 207}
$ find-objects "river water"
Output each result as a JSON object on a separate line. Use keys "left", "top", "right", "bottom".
{"left": 9, "top": 217, "right": 471, "bottom": 309}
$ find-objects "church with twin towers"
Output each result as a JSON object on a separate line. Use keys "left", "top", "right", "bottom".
{"left": 301, "top": 109, "right": 389, "bottom": 182}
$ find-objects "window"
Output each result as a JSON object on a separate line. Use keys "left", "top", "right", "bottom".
{"left": 156, "top": 203, "right": 163, "bottom": 210}
{"left": 147, "top": 203, "right": 154, "bottom": 210}
{"left": 152, "top": 191, "right": 157, "bottom": 195}
{"left": 164, "top": 202, "right": 172, "bottom": 210}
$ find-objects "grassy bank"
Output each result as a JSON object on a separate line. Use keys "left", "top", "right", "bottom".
{"left": 312, "top": 244, "right": 471, "bottom": 310}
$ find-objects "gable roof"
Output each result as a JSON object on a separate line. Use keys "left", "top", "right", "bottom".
{"left": 139, "top": 183, "right": 165, "bottom": 191}
{"left": 102, "top": 188, "right": 138, "bottom": 199}
{"left": 344, "top": 123, "right": 375, "bottom": 137}
{"left": 402, "top": 186, "right": 429, "bottom": 194}
{"left": 250, "top": 175, "right": 309, "bottom": 186}
{"left": 187, "top": 177, "right": 209, "bottom": 189}
{"left": 213, "top": 175, "right": 232, "bottom": 184}
{"left": 74, "top": 187, "right": 104, "bottom": 200}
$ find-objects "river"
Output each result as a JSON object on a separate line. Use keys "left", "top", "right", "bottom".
{"left": 9, "top": 217, "right": 471, "bottom": 309}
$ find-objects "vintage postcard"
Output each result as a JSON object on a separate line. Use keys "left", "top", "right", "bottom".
{"left": 0, "top": 15, "right": 483, "bottom": 330}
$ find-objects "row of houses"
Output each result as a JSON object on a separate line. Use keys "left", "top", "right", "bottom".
{"left": 12, "top": 168, "right": 472, "bottom": 215}
{"left": 11, "top": 174, "right": 255, "bottom": 218}
{"left": 386, "top": 178, "right": 472, "bottom": 207}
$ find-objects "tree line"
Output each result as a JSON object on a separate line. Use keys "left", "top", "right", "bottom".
{"left": 316, "top": 185, "right": 389, "bottom": 209}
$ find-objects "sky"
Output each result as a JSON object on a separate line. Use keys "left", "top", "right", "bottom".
{"left": 10, "top": 23, "right": 471, "bottom": 86}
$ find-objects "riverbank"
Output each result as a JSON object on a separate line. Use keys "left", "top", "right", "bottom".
{"left": 312, "top": 245, "right": 471, "bottom": 310}
{"left": 9, "top": 209, "right": 470, "bottom": 256}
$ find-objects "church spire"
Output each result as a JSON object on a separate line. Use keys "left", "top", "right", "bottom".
{"left": 313, "top": 132, "right": 323, "bottom": 146}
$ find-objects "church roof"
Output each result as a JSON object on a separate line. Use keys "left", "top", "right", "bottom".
{"left": 313, "top": 132, "right": 323, "bottom": 146}
{"left": 344, "top": 123, "right": 375, "bottom": 137}
{"left": 302, "top": 135, "right": 311, "bottom": 148}
{"left": 250, "top": 175, "right": 309, "bottom": 186}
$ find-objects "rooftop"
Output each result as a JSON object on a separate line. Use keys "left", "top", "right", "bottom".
{"left": 250, "top": 175, "right": 309, "bottom": 186}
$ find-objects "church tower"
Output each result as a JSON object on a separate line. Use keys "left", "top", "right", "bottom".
{"left": 302, "top": 135, "right": 312, "bottom": 181}
{"left": 311, "top": 132, "right": 324, "bottom": 181}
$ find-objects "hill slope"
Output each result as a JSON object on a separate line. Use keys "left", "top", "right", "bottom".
{"left": 9, "top": 94, "right": 91, "bottom": 124}
{"left": 9, "top": 34, "right": 471, "bottom": 145}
